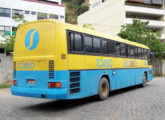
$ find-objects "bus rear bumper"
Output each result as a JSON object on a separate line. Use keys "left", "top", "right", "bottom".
{"left": 11, "top": 86, "right": 68, "bottom": 99}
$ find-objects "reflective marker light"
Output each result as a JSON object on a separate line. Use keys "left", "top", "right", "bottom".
{"left": 13, "top": 80, "right": 16, "bottom": 85}
{"left": 48, "top": 82, "right": 61, "bottom": 88}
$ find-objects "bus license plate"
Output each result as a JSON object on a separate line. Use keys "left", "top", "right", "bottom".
{"left": 27, "top": 79, "right": 36, "bottom": 84}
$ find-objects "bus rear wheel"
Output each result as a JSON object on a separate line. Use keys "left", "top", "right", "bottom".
{"left": 98, "top": 77, "right": 110, "bottom": 100}
{"left": 141, "top": 73, "right": 147, "bottom": 87}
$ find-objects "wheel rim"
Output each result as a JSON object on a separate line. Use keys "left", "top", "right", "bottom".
{"left": 101, "top": 82, "right": 108, "bottom": 96}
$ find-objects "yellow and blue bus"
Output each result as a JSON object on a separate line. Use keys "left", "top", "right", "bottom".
{"left": 11, "top": 19, "right": 153, "bottom": 100}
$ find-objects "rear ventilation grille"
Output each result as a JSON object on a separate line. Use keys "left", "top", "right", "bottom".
{"left": 49, "top": 60, "right": 54, "bottom": 79}
{"left": 70, "top": 71, "right": 80, "bottom": 94}
{"left": 13, "top": 62, "right": 16, "bottom": 78}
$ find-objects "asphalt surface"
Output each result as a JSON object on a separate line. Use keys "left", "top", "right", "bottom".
{"left": 0, "top": 77, "right": 165, "bottom": 120}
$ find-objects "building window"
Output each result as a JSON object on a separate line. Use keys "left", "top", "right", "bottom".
{"left": 49, "top": 14, "right": 58, "bottom": 19}
{"left": 60, "top": 15, "right": 64, "bottom": 19}
{"left": 12, "top": 27, "right": 17, "bottom": 35}
{"left": 25, "top": 10, "right": 30, "bottom": 14}
{"left": 0, "top": 26, "right": 10, "bottom": 36}
{"left": 37, "top": 12, "right": 47, "bottom": 19}
{"left": 31, "top": 11, "right": 36, "bottom": 15}
{"left": 0, "top": 7, "right": 11, "bottom": 17}
{"left": 12, "top": 9, "right": 23, "bottom": 18}
{"left": 0, "top": 48, "right": 5, "bottom": 54}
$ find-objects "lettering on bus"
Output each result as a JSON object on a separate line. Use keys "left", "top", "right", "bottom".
{"left": 123, "top": 60, "right": 138, "bottom": 68}
{"left": 18, "top": 62, "right": 35, "bottom": 69}
{"left": 96, "top": 59, "right": 113, "bottom": 68}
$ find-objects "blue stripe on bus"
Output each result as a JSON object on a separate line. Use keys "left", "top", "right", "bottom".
{"left": 11, "top": 68, "right": 152, "bottom": 99}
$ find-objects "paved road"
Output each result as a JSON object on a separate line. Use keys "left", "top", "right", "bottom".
{"left": 0, "top": 77, "right": 165, "bottom": 120}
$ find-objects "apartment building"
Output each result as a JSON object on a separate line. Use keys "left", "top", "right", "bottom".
{"left": 0, "top": 0, "right": 65, "bottom": 42}
{"left": 78, "top": 0, "right": 165, "bottom": 42}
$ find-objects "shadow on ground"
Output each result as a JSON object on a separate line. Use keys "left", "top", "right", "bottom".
{"left": 22, "top": 84, "right": 145, "bottom": 112}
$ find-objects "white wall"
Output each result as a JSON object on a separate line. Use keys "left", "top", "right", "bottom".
{"left": 0, "top": 0, "right": 65, "bottom": 42}
{"left": 0, "top": 0, "right": 65, "bottom": 24}
{"left": 78, "top": 0, "right": 125, "bottom": 37}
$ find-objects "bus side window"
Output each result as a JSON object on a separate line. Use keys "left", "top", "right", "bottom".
{"left": 93, "top": 37, "right": 101, "bottom": 53}
{"left": 74, "top": 33, "right": 83, "bottom": 51}
{"left": 126, "top": 45, "right": 130, "bottom": 57}
{"left": 130, "top": 46, "right": 135, "bottom": 58}
{"left": 148, "top": 50, "right": 152, "bottom": 65}
{"left": 121, "top": 43, "right": 126, "bottom": 57}
{"left": 134, "top": 47, "right": 138, "bottom": 58}
{"left": 141, "top": 49, "right": 144, "bottom": 59}
{"left": 144, "top": 49, "right": 147, "bottom": 59}
{"left": 115, "top": 42, "right": 121, "bottom": 56}
{"left": 102, "top": 39, "right": 108, "bottom": 54}
{"left": 108, "top": 40, "right": 115, "bottom": 55}
{"left": 137, "top": 48, "right": 141, "bottom": 59}
{"left": 68, "top": 32, "right": 74, "bottom": 51}
{"left": 84, "top": 35, "right": 93, "bottom": 53}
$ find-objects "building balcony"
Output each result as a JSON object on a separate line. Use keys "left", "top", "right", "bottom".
{"left": 126, "top": 0, "right": 164, "bottom": 5}
{"left": 125, "top": 5, "right": 165, "bottom": 16}
{"left": 125, "top": 18, "right": 165, "bottom": 28}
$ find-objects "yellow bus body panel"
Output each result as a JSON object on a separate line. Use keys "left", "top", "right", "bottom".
{"left": 14, "top": 20, "right": 151, "bottom": 71}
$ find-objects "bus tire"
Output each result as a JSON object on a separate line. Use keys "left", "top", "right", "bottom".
{"left": 98, "top": 77, "right": 110, "bottom": 100}
{"left": 141, "top": 73, "right": 147, "bottom": 87}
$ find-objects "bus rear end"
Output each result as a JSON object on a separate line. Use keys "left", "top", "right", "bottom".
{"left": 11, "top": 20, "right": 68, "bottom": 99}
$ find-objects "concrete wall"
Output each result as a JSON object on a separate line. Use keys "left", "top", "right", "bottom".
{"left": 152, "top": 59, "right": 165, "bottom": 76}
{"left": 0, "top": 54, "right": 13, "bottom": 84}
{"left": 0, "top": 54, "right": 164, "bottom": 84}
{"left": 78, "top": 0, "right": 125, "bottom": 37}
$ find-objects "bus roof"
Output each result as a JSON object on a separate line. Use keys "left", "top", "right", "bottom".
{"left": 19, "top": 19, "right": 150, "bottom": 50}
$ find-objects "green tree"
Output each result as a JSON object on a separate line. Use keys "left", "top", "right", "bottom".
{"left": 118, "top": 19, "right": 165, "bottom": 59}
{"left": 62, "top": 0, "right": 89, "bottom": 24}
{"left": 77, "top": 5, "right": 89, "bottom": 15}
{"left": 83, "top": 23, "right": 95, "bottom": 30}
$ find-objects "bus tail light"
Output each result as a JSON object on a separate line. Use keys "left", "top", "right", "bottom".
{"left": 13, "top": 80, "right": 16, "bottom": 86}
{"left": 48, "top": 82, "right": 61, "bottom": 88}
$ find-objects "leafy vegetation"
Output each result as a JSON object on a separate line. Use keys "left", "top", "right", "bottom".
{"left": 83, "top": 23, "right": 95, "bottom": 30}
{"left": 0, "top": 83, "right": 13, "bottom": 88}
{"left": 62, "top": 0, "right": 89, "bottom": 24}
{"left": 118, "top": 19, "right": 165, "bottom": 59}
